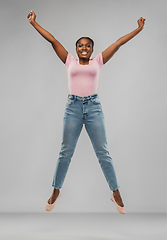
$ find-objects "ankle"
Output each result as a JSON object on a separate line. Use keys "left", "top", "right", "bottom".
{"left": 113, "top": 189, "right": 119, "bottom": 196}
{"left": 52, "top": 188, "right": 60, "bottom": 197}
{"left": 53, "top": 188, "right": 60, "bottom": 193}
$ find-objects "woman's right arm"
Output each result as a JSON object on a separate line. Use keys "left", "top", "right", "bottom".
{"left": 27, "top": 11, "right": 68, "bottom": 64}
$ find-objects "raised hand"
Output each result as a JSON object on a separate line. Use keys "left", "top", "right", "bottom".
{"left": 137, "top": 17, "right": 146, "bottom": 30}
{"left": 27, "top": 11, "right": 36, "bottom": 24}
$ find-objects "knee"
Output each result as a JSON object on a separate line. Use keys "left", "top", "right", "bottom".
{"left": 95, "top": 148, "right": 112, "bottom": 163}
{"left": 58, "top": 147, "right": 74, "bottom": 163}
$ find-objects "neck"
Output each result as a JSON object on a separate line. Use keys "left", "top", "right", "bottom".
{"left": 79, "top": 58, "right": 89, "bottom": 65}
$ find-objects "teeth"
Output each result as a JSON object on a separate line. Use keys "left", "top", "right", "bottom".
{"left": 82, "top": 52, "right": 87, "bottom": 55}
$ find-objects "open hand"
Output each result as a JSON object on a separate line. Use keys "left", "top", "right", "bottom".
{"left": 27, "top": 11, "right": 36, "bottom": 23}
{"left": 137, "top": 17, "right": 146, "bottom": 30}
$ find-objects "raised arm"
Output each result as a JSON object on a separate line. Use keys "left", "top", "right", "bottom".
{"left": 102, "top": 17, "right": 146, "bottom": 64}
{"left": 27, "top": 11, "right": 68, "bottom": 64}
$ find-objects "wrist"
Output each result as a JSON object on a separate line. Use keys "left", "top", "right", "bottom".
{"left": 138, "top": 26, "right": 143, "bottom": 32}
{"left": 30, "top": 20, "right": 36, "bottom": 26}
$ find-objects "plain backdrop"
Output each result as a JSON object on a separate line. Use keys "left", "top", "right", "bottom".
{"left": 0, "top": 0, "right": 166, "bottom": 213}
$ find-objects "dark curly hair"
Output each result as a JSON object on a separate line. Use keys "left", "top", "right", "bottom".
{"left": 75, "top": 37, "right": 94, "bottom": 49}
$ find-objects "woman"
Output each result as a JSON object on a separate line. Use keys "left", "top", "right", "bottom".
{"left": 27, "top": 11, "right": 145, "bottom": 214}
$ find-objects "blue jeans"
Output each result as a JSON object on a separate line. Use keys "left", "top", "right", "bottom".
{"left": 52, "top": 94, "right": 119, "bottom": 191}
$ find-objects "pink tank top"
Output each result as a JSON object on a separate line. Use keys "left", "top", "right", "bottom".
{"left": 65, "top": 52, "right": 103, "bottom": 97}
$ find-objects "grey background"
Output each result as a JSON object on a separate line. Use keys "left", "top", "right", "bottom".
{"left": 0, "top": 0, "right": 166, "bottom": 213}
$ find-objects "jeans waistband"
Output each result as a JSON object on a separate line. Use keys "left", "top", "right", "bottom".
{"left": 68, "top": 94, "right": 98, "bottom": 101}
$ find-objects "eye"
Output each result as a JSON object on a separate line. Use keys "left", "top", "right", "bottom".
{"left": 78, "top": 44, "right": 82, "bottom": 47}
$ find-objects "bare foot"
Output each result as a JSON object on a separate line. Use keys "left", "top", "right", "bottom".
{"left": 113, "top": 189, "right": 124, "bottom": 207}
{"left": 47, "top": 188, "right": 60, "bottom": 204}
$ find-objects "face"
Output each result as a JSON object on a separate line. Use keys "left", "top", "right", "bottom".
{"left": 76, "top": 38, "right": 93, "bottom": 60}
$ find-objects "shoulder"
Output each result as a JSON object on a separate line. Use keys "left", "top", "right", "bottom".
{"left": 91, "top": 53, "right": 104, "bottom": 68}
{"left": 65, "top": 53, "right": 76, "bottom": 68}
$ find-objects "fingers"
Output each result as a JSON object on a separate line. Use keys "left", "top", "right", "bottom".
{"left": 139, "top": 17, "right": 146, "bottom": 22}
{"left": 27, "top": 11, "right": 32, "bottom": 19}
{"left": 137, "top": 17, "right": 146, "bottom": 29}
{"left": 27, "top": 10, "right": 34, "bottom": 20}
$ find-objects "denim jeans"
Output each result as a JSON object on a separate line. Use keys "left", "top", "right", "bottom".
{"left": 52, "top": 94, "right": 119, "bottom": 191}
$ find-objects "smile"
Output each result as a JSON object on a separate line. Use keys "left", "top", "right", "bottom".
{"left": 81, "top": 52, "right": 88, "bottom": 55}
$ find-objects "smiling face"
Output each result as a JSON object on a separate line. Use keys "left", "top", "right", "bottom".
{"left": 76, "top": 38, "right": 93, "bottom": 61}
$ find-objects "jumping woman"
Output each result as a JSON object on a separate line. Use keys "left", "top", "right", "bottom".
{"left": 27, "top": 11, "right": 145, "bottom": 214}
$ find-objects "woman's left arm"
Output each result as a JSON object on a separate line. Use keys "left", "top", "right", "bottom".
{"left": 102, "top": 17, "right": 146, "bottom": 64}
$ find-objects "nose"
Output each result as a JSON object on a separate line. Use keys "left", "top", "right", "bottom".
{"left": 82, "top": 45, "right": 87, "bottom": 50}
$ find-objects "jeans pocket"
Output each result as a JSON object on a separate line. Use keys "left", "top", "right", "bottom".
{"left": 91, "top": 97, "right": 101, "bottom": 105}
{"left": 67, "top": 98, "right": 75, "bottom": 106}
